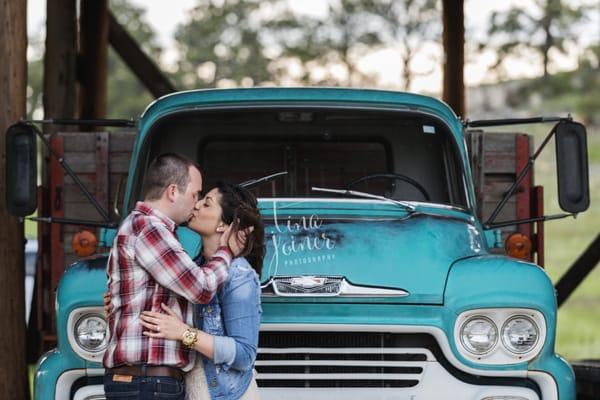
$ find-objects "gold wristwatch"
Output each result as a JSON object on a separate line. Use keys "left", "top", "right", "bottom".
{"left": 182, "top": 327, "right": 198, "bottom": 348}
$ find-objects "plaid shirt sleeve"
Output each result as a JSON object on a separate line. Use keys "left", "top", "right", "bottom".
{"left": 134, "top": 222, "right": 231, "bottom": 304}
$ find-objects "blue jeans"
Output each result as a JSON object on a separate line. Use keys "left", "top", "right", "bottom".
{"left": 104, "top": 373, "right": 185, "bottom": 400}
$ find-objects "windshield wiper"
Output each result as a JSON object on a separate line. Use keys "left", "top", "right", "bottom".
{"left": 311, "top": 187, "right": 416, "bottom": 212}
{"left": 239, "top": 171, "right": 288, "bottom": 190}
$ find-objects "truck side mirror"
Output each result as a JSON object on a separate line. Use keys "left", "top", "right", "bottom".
{"left": 555, "top": 121, "right": 589, "bottom": 213}
{"left": 6, "top": 123, "right": 38, "bottom": 216}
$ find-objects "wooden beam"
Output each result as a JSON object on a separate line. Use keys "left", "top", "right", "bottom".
{"left": 0, "top": 0, "right": 30, "bottom": 398}
{"left": 38, "top": 0, "right": 79, "bottom": 358}
{"left": 556, "top": 233, "right": 600, "bottom": 308}
{"left": 442, "top": 0, "right": 465, "bottom": 118}
{"left": 108, "top": 12, "right": 176, "bottom": 98}
{"left": 44, "top": 0, "right": 78, "bottom": 131}
{"left": 79, "top": 0, "right": 109, "bottom": 122}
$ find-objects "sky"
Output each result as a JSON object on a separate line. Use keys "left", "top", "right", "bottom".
{"left": 27, "top": 0, "right": 599, "bottom": 93}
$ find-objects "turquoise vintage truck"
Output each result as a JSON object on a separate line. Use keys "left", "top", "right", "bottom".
{"left": 6, "top": 88, "right": 590, "bottom": 399}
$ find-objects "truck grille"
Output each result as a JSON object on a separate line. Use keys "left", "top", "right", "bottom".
{"left": 256, "top": 332, "right": 431, "bottom": 388}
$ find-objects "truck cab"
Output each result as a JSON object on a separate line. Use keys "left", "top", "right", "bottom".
{"left": 14, "top": 88, "right": 589, "bottom": 399}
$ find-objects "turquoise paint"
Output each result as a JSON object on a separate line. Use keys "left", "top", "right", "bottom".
{"left": 55, "top": 258, "right": 108, "bottom": 359}
{"left": 259, "top": 199, "right": 484, "bottom": 304}
{"left": 34, "top": 349, "right": 85, "bottom": 399}
{"left": 531, "top": 354, "right": 576, "bottom": 400}
{"left": 38, "top": 88, "right": 574, "bottom": 398}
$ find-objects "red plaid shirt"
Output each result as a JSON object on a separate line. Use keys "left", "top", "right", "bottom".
{"left": 103, "top": 201, "right": 231, "bottom": 371}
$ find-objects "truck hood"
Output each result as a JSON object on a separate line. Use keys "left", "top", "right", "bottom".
{"left": 259, "top": 200, "right": 485, "bottom": 304}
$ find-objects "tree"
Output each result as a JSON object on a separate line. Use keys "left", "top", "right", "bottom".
{"left": 370, "top": 0, "right": 440, "bottom": 91}
{"left": 0, "top": 0, "right": 30, "bottom": 398}
{"left": 486, "top": 0, "right": 588, "bottom": 79}
{"left": 268, "top": 0, "right": 382, "bottom": 86}
{"left": 174, "top": 0, "right": 273, "bottom": 88}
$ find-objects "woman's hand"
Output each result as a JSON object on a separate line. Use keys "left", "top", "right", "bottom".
{"left": 140, "top": 303, "right": 190, "bottom": 341}
{"left": 219, "top": 223, "right": 254, "bottom": 257}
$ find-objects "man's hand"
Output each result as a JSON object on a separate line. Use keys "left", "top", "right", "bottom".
{"left": 219, "top": 223, "right": 254, "bottom": 257}
{"left": 103, "top": 291, "right": 112, "bottom": 316}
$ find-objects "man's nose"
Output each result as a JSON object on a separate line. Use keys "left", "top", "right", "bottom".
{"left": 193, "top": 200, "right": 202, "bottom": 210}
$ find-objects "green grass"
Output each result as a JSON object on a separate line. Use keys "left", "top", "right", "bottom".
{"left": 25, "top": 215, "right": 37, "bottom": 239}
{"left": 29, "top": 364, "right": 35, "bottom": 398}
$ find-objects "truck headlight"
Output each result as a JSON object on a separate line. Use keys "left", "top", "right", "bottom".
{"left": 67, "top": 307, "right": 108, "bottom": 362}
{"left": 454, "top": 308, "right": 546, "bottom": 365}
{"left": 460, "top": 316, "right": 497, "bottom": 354}
{"left": 501, "top": 316, "right": 539, "bottom": 354}
{"left": 75, "top": 314, "right": 108, "bottom": 352}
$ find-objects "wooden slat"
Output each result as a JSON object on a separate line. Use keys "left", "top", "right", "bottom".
{"left": 49, "top": 136, "right": 65, "bottom": 340}
{"left": 62, "top": 131, "right": 135, "bottom": 152}
{"left": 96, "top": 132, "right": 110, "bottom": 215}
{"left": 515, "top": 134, "right": 533, "bottom": 240}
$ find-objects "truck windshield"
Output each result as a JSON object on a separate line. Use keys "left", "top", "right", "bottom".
{"left": 142, "top": 108, "right": 467, "bottom": 208}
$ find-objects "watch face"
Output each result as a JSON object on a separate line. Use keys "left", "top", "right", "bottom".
{"left": 183, "top": 330, "right": 196, "bottom": 346}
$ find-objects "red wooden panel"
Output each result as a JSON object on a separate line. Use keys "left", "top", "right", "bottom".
{"left": 49, "top": 136, "right": 65, "bottom": 334}
{"left": 515, "top": 134, "right": 533, "bottom": 261}
{"left": 533, "top": 185, "right": 545, "bottom": 267}
{"left": 95, "top": 131, "right": 109, "bottom": 217}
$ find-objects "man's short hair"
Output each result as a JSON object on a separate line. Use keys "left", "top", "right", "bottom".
{"left": 142, "top": 153, "right": 200, "bottom": 201}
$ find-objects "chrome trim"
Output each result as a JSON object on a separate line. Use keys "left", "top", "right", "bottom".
{"left": 256, "top": 324, "right": 547, "bottom": 399}
{"left": 56, "top": 369, "right": 104, "bottom": 400}
{"left": 261, "top": 276, "right": 409, "bottom": 297}
{"left": 259, "top": 323, "right": 527, "bottom": 378}
{"left": 459, "top": 315, "right": 499, "bottom": 355}
{"left": 73, "top": 385, "right": 105, "bottom": 400}
{"left": 501, "top": 315, "right": 540, "bottom": 354}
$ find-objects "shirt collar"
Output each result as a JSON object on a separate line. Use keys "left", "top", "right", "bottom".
{"left": 134, "top": 201, "right": 177, "bottom": 232}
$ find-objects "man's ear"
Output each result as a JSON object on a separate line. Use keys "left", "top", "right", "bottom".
{"left": 165, "top": 184, "right": 178, "bottom": 203}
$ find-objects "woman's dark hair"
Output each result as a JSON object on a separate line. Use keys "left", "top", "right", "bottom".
{"left": 213, "top": 181, "right": 265, "bottom": 276}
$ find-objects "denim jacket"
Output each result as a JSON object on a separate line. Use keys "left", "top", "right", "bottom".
{"left": 193, "top": 257, "right": 262, "bottom": 400}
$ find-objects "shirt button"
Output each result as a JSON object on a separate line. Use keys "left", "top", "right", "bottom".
{"left": 207, "top": 306, "right": 213, "bottom": 313}
{"left": 210, "top": 379, "right": 217, "bottom": 387}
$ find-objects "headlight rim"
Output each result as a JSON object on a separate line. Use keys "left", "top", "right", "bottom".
{"left": 67, "top": 306, "right": 109, "bottom": 363}
{"left": 501, "top": 314, "right": 540, "bottom": 355}
{"left": 459, "top": 315, "right": 499, "bottom": 355}
{"left": 454, "top": 308, "right": 547, "bottom": 365}
{"left": 74, "top": 312, "right": 108, "bottom": 353}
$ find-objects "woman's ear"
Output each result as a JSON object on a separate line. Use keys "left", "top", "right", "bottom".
{"left": 216, "top": 223, "right": 227, "bottom": 233}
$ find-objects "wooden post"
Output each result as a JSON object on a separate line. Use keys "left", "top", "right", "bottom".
{"left": 40, "top": 0, "right": 78, "bottom": 354}
{"left": 0, "top": 0, "right": 31, "bottom": 398}
{"left": 44, "top": 0, "right": 78, "bottom": 130}
{"left": 442, "top": 0, "right": 465, "bottom": 118}
{"left": 79, "top": 0, "right": 109, "bottom": 123}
